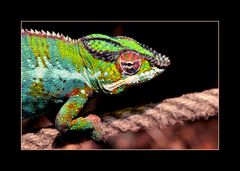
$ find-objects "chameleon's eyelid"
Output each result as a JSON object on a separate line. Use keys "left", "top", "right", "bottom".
{"left": 117, "top": 49, "right": 167, "bottom": 69}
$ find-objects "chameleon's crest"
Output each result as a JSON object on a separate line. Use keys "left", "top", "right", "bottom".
{"left": 81, "top": 34, "right": 121, "bottom": 62}
{"left": 81, "top": 34, "right": 170, "bottom": 67}
{"left": 21, "top": 29, "right": 78, "bottom": 44}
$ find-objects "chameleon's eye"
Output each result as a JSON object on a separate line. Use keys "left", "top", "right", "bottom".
{"left": 119, "top": 51, "right": 141, "bottom": 75}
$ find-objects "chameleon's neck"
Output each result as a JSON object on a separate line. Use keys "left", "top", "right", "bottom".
{"left": 77, "top": 41, "right": 105, "bottom": 93}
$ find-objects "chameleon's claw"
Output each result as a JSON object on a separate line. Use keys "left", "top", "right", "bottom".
{"left": 86, "top": 114, "right": 101, "bottom": 125}
{"left": 86, "top": 114, "right": 102, "bottom": 141}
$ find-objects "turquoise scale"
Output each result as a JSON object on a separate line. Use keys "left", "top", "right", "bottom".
{"left": 21, "top": 35, "right": 37, "bottom": 69}
{"left": 47, "top": 38, "right": 59, "bottom": 67}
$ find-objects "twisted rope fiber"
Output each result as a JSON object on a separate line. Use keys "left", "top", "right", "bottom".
{"left": 21, "top": 88, "right": 219, "bottom": 149}
{"left": 98, "top": 88, "right": 219, "bottom": 141}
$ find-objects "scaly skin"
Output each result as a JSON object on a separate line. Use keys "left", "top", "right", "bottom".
{"left": 21, "top": 29, "right": 170, "bottom": 139}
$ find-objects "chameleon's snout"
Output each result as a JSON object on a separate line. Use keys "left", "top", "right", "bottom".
{"left": 154, "top": 54, "right": 171, "bottom": 68}
{"left": 144, "top": 45, "right": 170, "bottom": 69}
{"left": 159, "top": 55, "right": 171, "bottom": 67}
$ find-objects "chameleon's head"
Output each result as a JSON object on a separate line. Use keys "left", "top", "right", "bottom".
{"left": 81, "top": 34, "right": 170, "bottom": 94}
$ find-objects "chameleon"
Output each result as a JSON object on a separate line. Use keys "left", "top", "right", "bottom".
{"left": 21, "top": 29, "right": 170, "bottom": 139}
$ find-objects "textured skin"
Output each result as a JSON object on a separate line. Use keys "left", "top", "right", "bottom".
{"left": 21, "top": 29, "right": 170, "bottom": 139}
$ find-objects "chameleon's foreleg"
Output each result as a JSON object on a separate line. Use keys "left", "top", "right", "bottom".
{"left": 55, "top": 88, "right": 101, "bottom": 139}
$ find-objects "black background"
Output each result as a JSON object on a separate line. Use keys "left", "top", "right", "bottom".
{"left": 22, "top": 21, "right": 218, "bottom": 114}
{"left": 5, "top": 1, "right": 232, "bottom": 165}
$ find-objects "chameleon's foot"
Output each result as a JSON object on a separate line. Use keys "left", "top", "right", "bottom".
{"left": 86, "top": 114, "right": 102, "bottom": 141}
{"left": 86, "top": 114, "right": 101, "bottom": 125}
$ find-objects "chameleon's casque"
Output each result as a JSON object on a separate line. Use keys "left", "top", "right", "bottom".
{"left": 21, "top": 29, "right": 170, "bottom": 138}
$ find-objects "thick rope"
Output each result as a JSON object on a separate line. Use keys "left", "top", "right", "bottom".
{"left": 21, "top": 88, "right": 219, "bottom": 149}
{"left": 97, "top": 88, "right": 218, "bottom": 141}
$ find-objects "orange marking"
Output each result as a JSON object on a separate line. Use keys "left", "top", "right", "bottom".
{"left": 66, "top": 103, "right": 78, "bottom": 111}
{"left": 68, "top": 88, "right": 81, "bottom": 96}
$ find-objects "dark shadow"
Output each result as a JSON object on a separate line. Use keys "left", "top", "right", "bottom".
{"left": 52, "top": 130, "right": 104, "bottom": 148}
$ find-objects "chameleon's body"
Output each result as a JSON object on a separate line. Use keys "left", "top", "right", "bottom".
{"left": 21, "top": 29, "right": 170, "bottom": 138}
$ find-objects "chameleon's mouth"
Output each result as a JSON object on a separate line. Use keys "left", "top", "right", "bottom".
{"left": 102, "top": 67, "right": 164, "bottom": 92}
